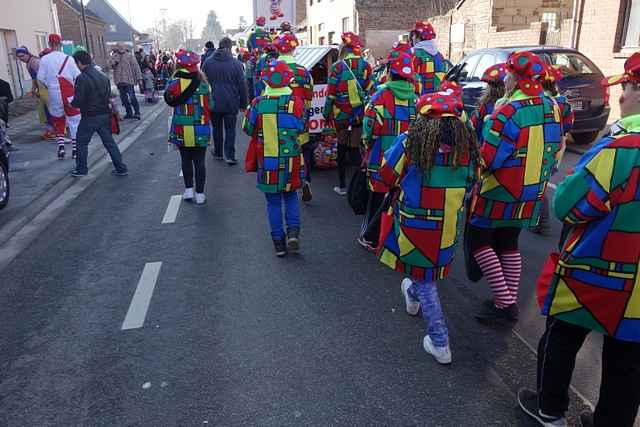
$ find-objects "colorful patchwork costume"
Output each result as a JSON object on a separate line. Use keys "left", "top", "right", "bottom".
{"left": 411, "top": 21, "right": 449, "bottom": 96}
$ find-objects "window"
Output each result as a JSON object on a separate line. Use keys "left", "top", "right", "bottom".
{"left": 328, "top": 31, "right": 335, "bottom": 44}
{"left": 318, "top": 23, "right": 324, "bottom": 32}
{"left": 36, "top": 34, "right": 47, "bottom": 51}
{"left": 545, "top": 52, "right": 596, "bottom": 77}
{"left": 470, "top": 54, "right": 497, "bottom": 81}
{"left": 109, "top": 24, "right": 116, "bottom": 32}
{"left": 541, "top": 12, "right": 558, "bottom": 31}
{"left": 342, "top": 17, "right": 350, "bottom": 33}
{"left": 319, "top": 36, "right": 325, "bottom": 45}
{"left": 90, "top": 34, "right": 95, "bottom": 54}
{"left": 620, "top": 0, "right": 640, "bottom": 48}
{"left": 457, "top": 54, "right": 482, "bottom": 82}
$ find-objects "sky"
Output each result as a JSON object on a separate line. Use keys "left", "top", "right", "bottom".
{"left": 106, "top": 0, "right": 254, "bottom": 34}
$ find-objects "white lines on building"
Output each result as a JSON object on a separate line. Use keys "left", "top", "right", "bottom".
{"left": 122, "top": 262, "right": 162, "bottom": 330}
{"left": 161, "top": 195, "right": 182, "bottom": 224}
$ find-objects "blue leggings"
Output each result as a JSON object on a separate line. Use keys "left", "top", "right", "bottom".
{"left": 265, "top": 192, "right": 300, "bottom": 240}
{"left": 407, "top": 279, "right": 449, "bottom": 347}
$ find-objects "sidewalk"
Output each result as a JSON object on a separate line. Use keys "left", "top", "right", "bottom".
{"left": 0, "top": 92, "right": 165, "bottom": 246}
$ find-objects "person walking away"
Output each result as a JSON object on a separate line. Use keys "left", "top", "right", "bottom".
{"left": 272, "top": 32, "right": 315, "bottom": 202}
{"left": 531, "top": 64, "right": 575, "bottom": 236}
{"left": 368, "top": 41, "right": 415, "bottom": 98}
{"left": 110, "top": 44, "right": 143, "bottom": 120}
{"left": 164, "top": 50, "right": 211, "bottom": 205}
{"left": 69, "top": 50, "right": 127, "bottom": 177}
{"left": 140, "top": 55, "right": 157, "bottom": 103}
{"left": 37, "top": 34, "right": 81, "bottom": 160}
{"left": 378, "top": 90, "right": 479, "bottom": 364}
{"left": 323, "top": 32, "right": 373, "bottom": 196}
{"left": 411, "top": 21, "right": 449, "bottom": 96}
{"left": 253, "top": 44, "right": 280, "bottom": 99}
{"left": 359, "top": 50, "right": 417, "bottom": 250}
{"left": 201, "top": 41, "right": 216, "bottom": 67}
{"left": 242, "top": 60, "right": 307, "bottom": 256}
{"left": 467, "top": 51, "right": 562, "bottom": 325}
{"left": 202, "top": 37, "right": 247, "bottom": 165}
{"left": 469, "top": 63, "right": 507, "bottom": 144}
{"left": 517, "top": 51, "right": 640, "bottom": 427}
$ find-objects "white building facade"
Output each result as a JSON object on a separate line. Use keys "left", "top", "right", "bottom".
{"left": 306, "top": 0, "right": 357, "bottom": 45}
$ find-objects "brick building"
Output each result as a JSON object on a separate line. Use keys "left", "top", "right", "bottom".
{"left": 54, "top": 0, "right": 108, "bottom": 68}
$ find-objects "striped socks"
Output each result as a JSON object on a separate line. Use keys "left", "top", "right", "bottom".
{"left": 500, "top": 251, "right": 522, "bottom": 304}
{"left": 473, "top": 246, "right": 511, "bottom": 308}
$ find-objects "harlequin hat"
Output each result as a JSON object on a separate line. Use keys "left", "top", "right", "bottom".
{"left": 602, "top": 52, "right": 640, "bottom": 87}
{"left": 387, "top": 51, "right": 415, "bottom": 81}
{"left": 48, "top": 33, "right": 62, "bottom": 45}
{"left": 506, "top": 51, "right": 545, "bottom": 96}
{"left": 416, "top": 91, "right": 463, "bottom": 118}
{"left": 391, "top": 40, "right": 413, "bottom": 54}
{"left": 256, "top": 16, "right": 266, "bottom": 27}
{"left": 439, "top": 80, "right": 463, "bottom": 96}
{"left": 481, "top": 63, "right": 507, "bottom": 84}
{"left": 280, "top": 21, "right": 292, "bottom": 32}
{"left": 341, "top": 32, "right": 363, "bottom": 54}
{"left": 412, "top": 21, "right": 436, "bottom": 41}
{"left": 543, "top": 63, "right": 563, "bottom": 83}
{"left": 273, "top": 32, "right": 299, "bottom": 54}
{"left": 261, "top": 59, "right": 294, "bottom": 88}
{"left": 175, "top": 49, "right": 200, "bottom": 72}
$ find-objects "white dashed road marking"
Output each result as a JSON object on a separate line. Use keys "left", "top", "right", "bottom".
{"left": 161, "top": 195, "right": 182, "bottom": 224}
{"left": 122, "top": 262, "right": 162, "bottom": 330}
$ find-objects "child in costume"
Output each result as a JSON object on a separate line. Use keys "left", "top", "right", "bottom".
{"left": 410, "top": 21, "right": 449, "bottom": 96}
{"left": 242, "top": 60, "right": 307, "bottom": 257}
{"left": 368, "top": 41, "right": 414, "bottom": 97}
{"left": 273, "top": 32, "right": 315, "bottom": 202}
{"left": 360, "top": 50, "right": 417, "bottom": 250}
{"left": 378, "top": 90, "right": 479, "bottom": 364}
{"left": 253, "top": 44, "right": 280, "bottom": 98}
{"left": 469, "top": 63, "right": 507, "bottom": 144}
{"left": 164, "top": 49, "right": 212, "bottom": 205}
{"left": 467, "top": 51, "right": 563, "bottom": 325}
{"left": 323, "top": 32, "right": 373, "bottom": 195}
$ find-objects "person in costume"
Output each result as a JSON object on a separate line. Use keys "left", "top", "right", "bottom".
{"left": 368, "top": 40, "right": 414, "bottom": 98}
{"left": 272, "top": 32, "right": 315, "bottom": 202}
{"left": 323, "top": 32, "right": 373, "bottom": 196}
{"left": 378, "top": 90, "right": 479, "bottom": 364}
{"left": 242, "top": 59, "right": 307, "bottom": 257}
{"left": 467, "top": 51, "right": 562, "bottom": 325}
{"left": 469, "top": 63, "right": 507, "bottom": 144}
{"left": 518, "top": 51, "right": 640, "bottom": 427}
{"left": 37, "top": 34, "right": 81, "bottom": 160}
{"left": 16, "top": 46, "right": 56, "bottom": 140}
{"left": 359, "top": 50, "right": 417, "bottom": 250}
{"left": 164, "top": 49, "right": 211, "bottom": 205}
{"left": 253, "top": 44, "right": 280, "bottom": 99}
{"left": 410, "top": 21, "right": 449, "bottom": 96}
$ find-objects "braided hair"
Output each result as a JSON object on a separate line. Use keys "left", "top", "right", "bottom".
{"left": 406, "top": 116, "right": 480, "bottom": 175}
{"left": 479, "top": 82, "right": 506, "bottom": 107}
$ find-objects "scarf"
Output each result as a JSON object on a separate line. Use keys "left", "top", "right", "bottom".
{"left": 383, "top": 80, "right": 417, "bottom": 100}
{"left": 414, "top": 40, "right": 439, "bottom": 56}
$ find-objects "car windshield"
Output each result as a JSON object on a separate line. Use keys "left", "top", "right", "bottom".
{"left": 541, "top": 52, "right": 597, "bottom": 77}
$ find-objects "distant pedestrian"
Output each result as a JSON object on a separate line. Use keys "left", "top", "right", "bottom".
{"left": 518, "top": 51, "right": 640, "bottom": 427}
{"left": 242, "top": 60, "right": 307, "bottom": 257}
{"left": 70, "top": 50, "right": 127, "bottom": 177}
{"left": 323, "top": 32, "right": 373, "bottom": 196}
{"left": 140, "top": 55, "right": 157, "bottom": 103}
{"left": 410, "top": 21, "right": 449, "bottom": 95}
{"left": 37, "top": 33, "right": 81, "bottom": 160}
{"left": 165, "top": 49, "right": 211, "bottom": 205}
{"left": 109, "top": 43, "right": 143, "bottom": 120}
{"left": 202, "top": 36, "right": 247, "bottom": 165}
{"left": 201, "top": 41, "right": 215, "bottom": 67}
{"left": 379, "top": 90, "right": 479, "bottom": 364}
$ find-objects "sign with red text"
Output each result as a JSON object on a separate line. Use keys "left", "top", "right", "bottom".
{"left": 308, "top": 84, "right": 328, "bottom": 134}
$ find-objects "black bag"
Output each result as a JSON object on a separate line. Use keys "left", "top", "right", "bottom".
{"left": 463, "top": 196, "right": 483, "bottom": 283}
{"left": 348, "top": 168, "right": 368, "bottom": 215}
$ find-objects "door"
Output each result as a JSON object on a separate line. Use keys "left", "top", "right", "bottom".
{"left": 0, "top": 30, "right": 23, "bottom": 98}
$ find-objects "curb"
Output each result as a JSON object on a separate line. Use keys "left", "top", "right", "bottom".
{"left": 0, "top": 103, "right": 167, "bottom": 272}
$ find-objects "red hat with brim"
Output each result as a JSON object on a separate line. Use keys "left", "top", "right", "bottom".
{"left": 387, "top": 51, "right": 415, "bottom": 81}
{"left": 175, "top": 49, "right": 200, "bottom": 72}
{"left": 341, "top": 32, "right": 362, "bottom": 55}
{"left": 256, "top": 16, "right": 266, "bottom": 26}
{"left": 261, "top": 59, "right": 294, "bottom": 88}
{"left": 273, "top": 33, "right": 299, "bottom": 54}
{"left": 601, "top": 52, "right": 640, "bottom": 87}
{"left": 506, "top": 51, "right": 545, "bottom": 96}
{"left": 413, "top": 21, "right": 436, "bottom": 41}
{"left": 482, "top": 63, "right": 507, "bottom": 84}
{"left": 48, "top": 33, "right": 62, "bottom": 45}
{"left": 417, "top": 91, "right": 463, "bottom": 118}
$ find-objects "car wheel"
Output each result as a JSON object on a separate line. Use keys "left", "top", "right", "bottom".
{"left": 571, "top": 131, "right": 600, "bottom": 145}
{"left": 0, "top": 159, "right": 9, "bottom": 210}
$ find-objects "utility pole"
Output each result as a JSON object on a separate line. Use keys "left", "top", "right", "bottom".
{"left": 80, "top": 0, "right": 91, "bottom": 54}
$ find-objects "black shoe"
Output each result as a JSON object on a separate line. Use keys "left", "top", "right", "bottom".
{"left": 225, "top": 158, "right": 238, "bottom": 165}
{"left": 133, "top": 113, "right": 141, "bottom": 120}
{"left": 578, "top": 411, "right": 594, "bottom": 427}
{"left": 302, "top": 182, "right": 312, "bottom": 202}
{"left": 286, "top": 228, "right": 300, "bottom": 252}
{"left": 518, "top": 388, "right": 567, "bottom": 426}
{"left": 475, "top": 300, "right": 519, "bottom": 325}
{"left": 273, "top": 239, "right": 287, "bottom": 257}
{"left": 123, "top": 114, "right": 135, "bottom": 120}
{"left": 111, "top": 169, "right": 129, "bottom": 176}
{"left": 210, "top": 150, "right": 223, "bottom": 160}
{"left": 71, "top": 170, "right": 87, "bottom": 177}
{"left": 57, "top": 146, "right": 65, "bottom": 159}
{"left": 72, "top": 149, "right": 77, "bottom": 159}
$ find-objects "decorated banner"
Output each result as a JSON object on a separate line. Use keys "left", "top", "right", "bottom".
{"left": 253, "top": 0, "right": 296, "bottom": 29}
{"left": 308, "top": 84, "right": 328, "bottom": 134}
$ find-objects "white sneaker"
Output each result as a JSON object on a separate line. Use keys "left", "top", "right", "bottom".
{"left": 401, "top": 278, "right": 420, "bottom": 316}
{"left": 195, "top": 193, "right": 206, "bottom": 205}
{"left": 333, "top": 186, "right": 347, "bottom": 196}
{"left": 423, "top": 335, "right": 452, "bottom": 365}
{"left": 183, "top": 188, "right": 194, "bottom": 201}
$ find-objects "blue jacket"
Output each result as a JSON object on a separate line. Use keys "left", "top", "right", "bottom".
{"left": 202, "top": 48, "right": 248, "bottom": 113}
{"left": 201, "top": 48, "right": 215, "bottom": 69}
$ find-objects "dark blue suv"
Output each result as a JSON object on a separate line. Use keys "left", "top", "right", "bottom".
{"left": 449, "top": 46, "right": 610, "bottom": 145}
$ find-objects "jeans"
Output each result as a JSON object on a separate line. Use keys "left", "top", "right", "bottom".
{"left": 407, "top": 279, "right": 449, "bottom": 347}
{"left": 75, "top": 114, "right": 127, "bottom": 174}
{"left": 210, "top": 112, "right": 237, "bottom": 160}
{"left": 301, "top": 141, "right": 315, "bottom": 183}
{"left": 537, "top": 317, "right": 640, "bottom": 426}
{"left": 336, "top": 124, "right": 362, "bottom": 188}
{"left": 179, "top": 146, "right": 206, "bottom": 193}
{"left": 265, "top": 191, "right": 300, "bottom": 241}
{"left": 117, "top": 83, "right": 140, "bottom": 116}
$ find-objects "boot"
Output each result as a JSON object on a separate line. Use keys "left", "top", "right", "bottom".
{"left": 286, "top": 228, "right": 300, "bottom": 252}
{"left": 273, "top": 238, "right": 287, "bottom": 257}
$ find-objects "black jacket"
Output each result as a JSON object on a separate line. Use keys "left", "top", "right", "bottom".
{"left": 72, "top": 65, "right": 111, "bottom": 117}
{"left": 202, "top": 48, "right": 247, "bottom": 113}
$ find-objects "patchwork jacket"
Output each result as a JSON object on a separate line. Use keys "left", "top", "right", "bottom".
{"left": 167, "top": 75, "right": 211, "bottom": 148}
{"left": 412, "top": 49, "right": 448, "bottom": 96}
{"left": 323, "top": 55, "right": 373, "bottom": 128}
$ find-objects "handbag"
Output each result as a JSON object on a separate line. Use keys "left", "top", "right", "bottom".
{"left": 463, "top": 187, "right": 483, "bottom": 282}
{"left": 536, "top": 252, "right": 560, "bottom": 309}
{"left": 348, "top": 166, "right": 368, "bottom": 215}
{"left": 110, "top": 111, "right": 120, "bottom": 135}
{"left": 57, "top": 56, "right": 81, "bottom": 117}
{"left": 245, "top": 135, "right": 258, "bottom": 172}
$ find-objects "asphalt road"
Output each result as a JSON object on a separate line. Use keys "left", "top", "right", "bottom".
{"left": 0, "top": 110, "right": 600, "bottom": 426}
